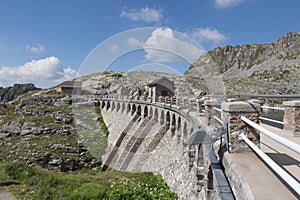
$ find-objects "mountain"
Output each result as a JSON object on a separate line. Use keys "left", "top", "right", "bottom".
{"left": 185, "top": 32, "right": 300, "bottom": 94}
{"left": 76, "top": 70, "right": 195, "bottom": 97}
{"left": 0, "top": 83, "right": 40, "bottom": 103}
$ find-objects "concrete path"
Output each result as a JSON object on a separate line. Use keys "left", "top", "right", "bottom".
{"left": 0, "top": 187, "right": 15, "bottom": 200}
{"left": 260, "top": 123, "right": 300, "bottom": 184}
{"left": 224, "top": 123, "right": 300, "bottom": 200}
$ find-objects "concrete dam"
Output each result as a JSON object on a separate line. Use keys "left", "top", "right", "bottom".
{"left": 98, "top": 97, "right": 231, "bottom": 200}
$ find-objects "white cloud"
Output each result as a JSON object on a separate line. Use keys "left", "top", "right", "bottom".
{"left": 109, "top": 44, "right": 119, "bottom": 52}
{"left": 0, "top": 56, "right": 78, "bottom": 88}
{"left": 120, "top": 7, "right": 163, "bottom": 23}
{"left": 188, "top": 27, "right": 227, "bottom": 44}
{"left": 25, "top": 44, "right": 46, "bottom": 53}
{"left": 143, "top": 28, "right": 204, "bottom": 63}
{"left": 127, "top": 37, "right": 143, "bottom": 47}
{"left": 215, "top": 0, "right": 246, "bottom": 9}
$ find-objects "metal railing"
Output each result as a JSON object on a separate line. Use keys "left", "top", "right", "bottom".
{"left": 241, "top": 116, "right": 300, "bottom": 154}
{"left": 259, "top": 116, "right": 284, "bottom": 125}
{"left": 239, "top": 133, "right": 300, "bottom": 196}
{"left": 226, "top": 94, "right": 300, "bottom": 99}
{"left": 260, "top": 105, "right": 285, "bottom": 126}
{"left": 261, "top": 105, "right": 285, "bottom": 111}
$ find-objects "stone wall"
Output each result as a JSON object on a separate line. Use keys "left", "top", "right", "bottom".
{"left": 221, "top": 101, "right": 261, "bottom": 153}
{"left": 100, "top": 103, "right": 206, "bottom": 200}
{"left": 283, "top": 100, "right": 300, "bottom": 136}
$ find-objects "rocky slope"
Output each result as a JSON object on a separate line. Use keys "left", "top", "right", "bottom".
{"left": 185, "top": 32, "right": 300, "bottom": 94}
{"left": 0, "top": 83, "right": 40, "bottom": 103}
{"left": 76, "top": 70, "right": 196, "bottom": 97}
{"left": 0, "top": 90, "right": 102, "bottom": 172}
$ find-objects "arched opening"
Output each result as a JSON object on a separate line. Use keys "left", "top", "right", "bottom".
{"left": 111, "top": 102, "right": 115, "bottom": 111}
{"left": 116, "top": 102, "right": 120, "bottom": 112}
{"left": 154, "top": 108, "right": 158, "bottom": 121}
{"left": 127, "top": 103, "right": 131, "bottom": 114}
{"left": 106, "top": 101, "right": 111, "bottom": 111}
{"left": 144, "top": 106, "right": 148, "bottom": 118}
{"left": 149, "top": 107, "right": 153, "bottom": 118}
{"left": 137, "top": 105, "right": 142, "bottom": 116}
{"left": 183, "top": 121, "right": 188, "bottom": 145}
{"left": 177, "top": 117, "right": 182, "bottom": 144}
{"left": 166, "top": 111, "right": 171, "bottom": 130}
{"left": 177, "top": 117, "right": 181, "bottom": 131}
{"left": 171, "top": 113, "right": 176, "bottom": 135}
{"left": 160, "top": 109, "right": 165, "bottom": 125}
{"left": 121, "top": 103, "right": 125, "bottom": 113}
{"left": 131, "top": 104, "right": 136, "bottom": 115}
{"left": 101, "top": 101, "right": 106, "bottom": 109}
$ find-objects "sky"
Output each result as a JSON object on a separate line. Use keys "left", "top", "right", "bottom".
{"left": 0, "top": 0, "right": 299, "bottom": 88}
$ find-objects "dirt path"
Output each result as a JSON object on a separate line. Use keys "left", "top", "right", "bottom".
{"left": 0, "top": 187, "right": 15, "bottom": 200}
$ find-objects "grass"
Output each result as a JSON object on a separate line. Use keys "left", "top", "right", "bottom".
{"left": 95, "top": 106, "right": 109, "bottom": 136}
{"left": 0, "top": 163, "right": 177, "bottom": 200}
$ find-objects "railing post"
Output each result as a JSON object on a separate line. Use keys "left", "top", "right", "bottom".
{"left": 283, "top": 100, "right": 300, "bottom": 136}
{"left": 176, "top": 97, "right": 181, "bottom": 107}
{"left": 221, "top": 101, "right": 261, "bottom": 153}
{"left": 189, "top": 98, "right": 196, "bottom": 112}
{"left": 196, "top": 98, "right": 205, "bottom": 115}
{"left": 204, "top": 99, "right": 219, "bottom": 126}
{"left": 158, "top": 96, "right": 163, "bottom": 103}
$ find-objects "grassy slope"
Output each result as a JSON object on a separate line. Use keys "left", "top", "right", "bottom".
{"left": 0, "top": 164, "right": 177, "bottom": 200}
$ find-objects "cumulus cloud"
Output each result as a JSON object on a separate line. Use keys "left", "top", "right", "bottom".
{"left": 120, "top": 7, "right": 163, "bottom": 23}
{"left": 25, "top": 44, "right": 46, "bottom": 53}
{"left": 188, "top": 27, "right": 227, "bottom": 44}
{"left": 0, "top": 56, "right": 78, "bottom": 88}
{"left": 143, "top": 28, "right": 204, "bottom": 63}
{"left": 215, "top": 0, "right": 246, "bottom": 9}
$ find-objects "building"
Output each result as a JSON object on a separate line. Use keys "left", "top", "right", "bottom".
{"left": 60, "top": 81, "right": 82, "bottom": 94}
{"left": 148, "top": 77, "right": 174, "bottom": 102}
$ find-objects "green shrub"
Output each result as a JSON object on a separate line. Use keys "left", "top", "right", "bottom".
{"left": 70, "top": 183, "right": 108, "bottom": 200}
{"left": 5, "top": 163, "right": 35, "bottom": 182}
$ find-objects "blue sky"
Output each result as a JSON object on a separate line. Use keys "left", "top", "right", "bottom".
{"left": 0, "top": 0, "right": 299, "bottom": 87}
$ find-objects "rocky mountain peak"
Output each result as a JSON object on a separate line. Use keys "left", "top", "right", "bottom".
{"left": 185, "top": 32, "right": 300, "bottom": 94}
{"left": 276, "top": 32, "right": 300, "bottom": 44}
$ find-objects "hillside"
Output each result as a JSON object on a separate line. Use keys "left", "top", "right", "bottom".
{"left": 0, "top": 83, "right": 40, "bottom": 104}
{"left": 185, "top": 32, "right": 300, "bottom": 94}
{"left": 76, "top": 70, "right": 195, "bottom": 97}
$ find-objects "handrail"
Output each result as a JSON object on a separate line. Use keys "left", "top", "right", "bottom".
{"left": 226, "top": 94, "right": 300, "bottom": 98}
{"left": 261, "top": 105, "right": 285, "bottom": 111}
{"left": 259, "top": 117, "right": 284, "bottom": 125}
{"left": 213, "top": 116, "right": 224, "bottom": 126}
{"left": 241, "top": 116, "right": 300, "bottom": 154}
{"left": 213, "top": 107, "right": 222, "bottom": 113}
{"left": 239, "top": 133, "right": 300, "bottom": 196}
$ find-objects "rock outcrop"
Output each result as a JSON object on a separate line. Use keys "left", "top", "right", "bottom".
{"left": 0, "top": 91, "right": 102, "bottom": 172}
{"left": 0, "top": 83, "right": 40, "bottom": 103}
{"left": 185, "top": 32, "right": 300, "bottom": 94}
{"left": 76, "top": 71, "right": 195, "bottom": 98}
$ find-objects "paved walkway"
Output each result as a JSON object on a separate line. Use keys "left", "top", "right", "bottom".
{"left": 0, "top": 187, "right": 15, "bottom": 200}
{"left": 225, "top": 123, "right": 300, "bottom": 200}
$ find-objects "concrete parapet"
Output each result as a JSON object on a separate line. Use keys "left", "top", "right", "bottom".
{"left": 196, "top": 99, "right": 205, "bottom": 114}
{"left": 189, "top": 98, "right": 196, "bottom": 112}
{"left": 204, "top": 99, "right": 220, "bottom": 126}
{"left": 283, "top": 100, "right": 300, "bottom": 136}
{"left": 221, "top": 101, "right": 261, "bottom": 153}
